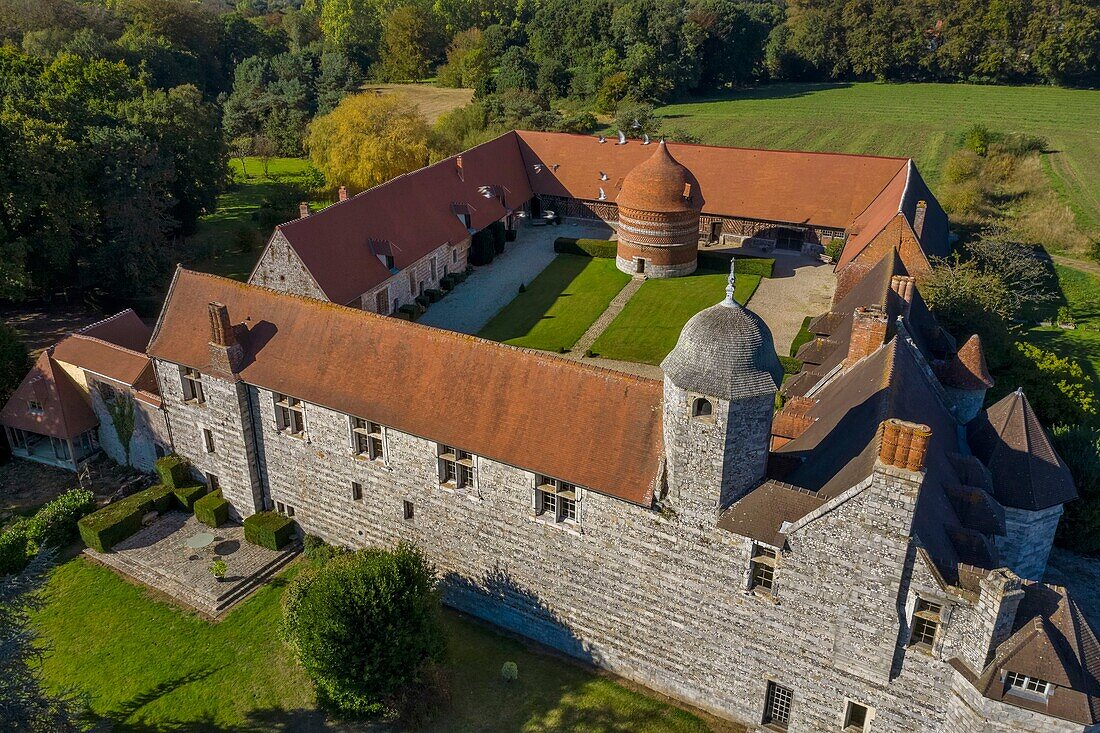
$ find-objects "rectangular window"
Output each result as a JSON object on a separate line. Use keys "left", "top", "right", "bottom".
{"left": 351, "top": 417, "right": 384, "bottom": 461}
{"left": 1005, "top": 671, "right": 1051, "bottom": 697}
{"left": 28, "top": 399, "right": 43, "bottom": 414}
{"left": 438, "top": 445, "right": 475, "bottom": 489}
{"left": 403, "top": 500, "right": 414, "bottom": 520}
{"left": 452, "top": 249, "right": 458, "bottom": 264}
{"left": 750, "top": 545, "right": 778, "bottom": 592}
{"left": 180, "top": 367, "right": 204, "bottom": 403}
{"left": 763, "top": 681, "right": 793, "bottom": 729}
{"left": 535, "top": 476, "right": 578, "bottom": 523}
{"left": 375, "top": 289, "right": 388, "bottom": 314}
{"left": 205, "top": 472, "right": 219, "bottom": 492}
{"left": 843, "top": 701, "right": 870, "bottom": 732}
{"left": 276, "top": 500, "right": 296, "bottom": 517}
{"left": 274, "top": 393, "right": 305, "bottom": 436}
{"left": 910, "top": 598, "right": 943, "bottom": 648}
{"left": 8, "top": 428, "right": 28, "bottom": 450}
{"left": 351, "top": 481, "right": 363, "bottom": 501}
{"left": 202, "top": 428, "right": 215, "bottom": 453}
{"left": 430, "top": 259, "right": 436, "bottom": 282}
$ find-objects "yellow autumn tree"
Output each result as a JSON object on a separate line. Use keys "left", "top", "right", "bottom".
{"left": 307, "top": 92, "right": 432, "bottom": 192}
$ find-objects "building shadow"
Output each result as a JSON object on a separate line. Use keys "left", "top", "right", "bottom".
{"left": 662, "top": 82, "right": 856, "bottom": 112}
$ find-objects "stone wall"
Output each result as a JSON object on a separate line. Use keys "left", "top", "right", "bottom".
{"left": 947, "top": 668, "right": 1094, "bottom": 732}
{"left": 249, "top": 231, "right": 327, "bottom": 301}
{"left": 997, "top": 505, "right": 1063, "bottom": 581}
{"left": 86, "top": 374, "right": 170, "bottom": 472}
{"left": 356, "top": 241, "right": 468, "bottom": 314}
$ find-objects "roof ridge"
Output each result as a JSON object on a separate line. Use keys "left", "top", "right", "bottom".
{"left": 172, "top": 268, "right": 664, "bottom": 389}
{"left": 65, "top": 332, "right": 148, "bottom": 359}
{"left": 73, "top": 308, "right": 137, "bottom": 336}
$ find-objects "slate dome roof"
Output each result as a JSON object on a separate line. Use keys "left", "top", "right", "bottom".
{"left": 661, "top": 273, "right": 783, "bottom": 401}
{"left": 616, "top": 141, "right": 698, "bottom": 213}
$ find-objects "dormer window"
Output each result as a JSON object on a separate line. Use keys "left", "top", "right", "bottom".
{"left": 1005, "top": 671, "right": 1052, "bottom": 698}
{"left": 749, "top": 544, "right": 777, "bottom": 593}
{"left": 691, "top": 397, "right": 712, "bottom": 419}
{"left": 180, "top": 367, "right": 204, "bottom": 403}
{"left": 909, "top": 598, "right": 943, "bottom": 648}
{"left": 274, "top": 393, "right": 305, "bottom": 436}
{"left": 27, "top": 399, "right": 43, "bottom": 414}
{"left": 536, "top": 476, "right": 578, "bottom": 523}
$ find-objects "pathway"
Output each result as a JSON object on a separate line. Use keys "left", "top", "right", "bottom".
{"left": 1051, "top": 253, "right": 1100, "bottom": 278}
{"left": 570, "top": 276, "right": 645, "bottom": 356}
{"left": 746, "top": 255, "right": 836, "bottom": 354}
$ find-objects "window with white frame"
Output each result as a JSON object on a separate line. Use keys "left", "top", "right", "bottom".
{"left": 762, "top": 681, "right": 793, "bottom": 730}
{"left": 351, "top": 417, "right": 384, "bottom": 461}
{"left": 910, "top": 598, "right": 943, "bottom": 648}
{"left": 1005, "top": 671, "right": 1052, "bottom": 697}
{"left": 274, "top": 393, "right": 305, "bottom": 436}
{"left": 275, "top": 500, "right": 296, "bottom": 517}
{"left": 535, "top": 476, "right": 578, "bottom": 523}
{"left": 437, "top": 445, "right": 475, "bottom": 489}
{"left": 750, "top": 544, "right": 778, "bottom": 592}
{"left": 180, "top": 366, "right": 204, "bottom": 402}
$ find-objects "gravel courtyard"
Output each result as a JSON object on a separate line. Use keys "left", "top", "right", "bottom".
{"left": 745, "top": 255, "right": 836, "bottom": 354}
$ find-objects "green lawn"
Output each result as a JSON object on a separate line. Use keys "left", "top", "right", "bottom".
{"left": 590, "top": 271, "right": 761, "bottom": 365}
{"left": 478, "top": 255, "right": 631, "bottom": 352}
{"left": 34, "top": 558, "right": 716, "bottom": 732}
{"left": 188, "top": 157, "right": 329, "bottom": 282}
{"left": 1054, "top": 264, "right": 1100, "bottom": 329}
{"left": 656, "top": 82, "right": 1100, "bottom": 238}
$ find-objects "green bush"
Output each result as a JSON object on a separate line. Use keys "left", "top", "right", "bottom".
{"left": 172, "top": 483, "right": 207, "bottom": 512}
{"left": 778, "top": 355, "right": 803, "bottom": 375}
{"left": 194, "top": 490, "right": 229, "bottom": 528}
{"left": 155, "top": 455, "right": 191, "bottom": 489}
{"left": 303, "top": 535, "right": 349, "bottom": 565}
{"left": 425, "top": 288, "right": 444, "bottom": 303}
{"left": 789, "top": 316, "right": 815, "bottom": 357}
{"left": 281, "top": 543, "right": 445, "bottom": 716}
{"left": 78, "top": 484, "right": 174, "bottom": 553}
{"left": 0, "top": 519, "right": 34, "bottom": 575}
{"left": 244, "top": 511, "right": 297, "bottom": 550}
{"left": 27, "top": 489, "right": 96, "bottom": 548}
{"left": 553, "top": 237, "right": 617, "bottom": 258}
{"left": 398, "top": 304, "right": 419, "bottom": 320}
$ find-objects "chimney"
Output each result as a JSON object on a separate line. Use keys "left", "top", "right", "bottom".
{"left": 456, "top": 155, "right": 464, "bottom": 181}
{"left": 771, "top": 396, "right": 817, "bottom": 451}
{"left": 208, "top": 301, "right": 243, "bottom": 376}
{"left": 960, "top": 569, "right": 1024, "bottom": 672}
{"left": 890, "top": 275, "right": 916, "bottom": 317}
{"left": 845, "top": 305, "right": 889, "bottom": 366}
{"left": 878, "top": 419, "right": 931, "bottom": 472}
{"left": 913, "top": 200, "right": 927, "bottom": 239}
{"left": 338, "top": 185, "right": 348, "bottom": 202}
{"left": 299, "top": 201, "right": 310, "bottom": 218}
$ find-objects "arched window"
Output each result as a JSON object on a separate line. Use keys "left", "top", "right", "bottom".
{"left": 691, "top": 397, "right": 712, "bottom": 418}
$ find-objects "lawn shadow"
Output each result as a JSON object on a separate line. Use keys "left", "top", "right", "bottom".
{"left": 108, "top": 707, "right": 340, "bottom": 733}
{"left": 479, "top": 255, "right": 591, "bottom": 343}
{"left": 663, "top": 81, "right": 855, "bottom": 110}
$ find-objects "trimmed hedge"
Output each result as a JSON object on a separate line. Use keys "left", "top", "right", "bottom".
{"left": 425, "top": 288, "right": 443, "bottom": 303}
{"left": 789, "top": 316, "right": 815, "bottom": 357}
{"left": 27, "top": 488, "right": 96, "bottom": 548}
{"left": 195, "top": 489, "right": 230, "bottom": 528}
{"left": 697, "top": 251, "right": 775, "bottom": 277}
{"left": 173, "top": 483, "right": 208, "bottom": 511}
{"left": 553, "top": 237, "right": 617, "bottom": 258}
{"left": 243, "top": 511, "right": 297, "bottom": 551}
{"left": 0, "top": 519, "right": 33, "bottom": 575}
{"left": 78, "top": 484, "right": 174, "bottom": 553}
{"left": 155, "top": 454, "right": 191, "bottom": 489}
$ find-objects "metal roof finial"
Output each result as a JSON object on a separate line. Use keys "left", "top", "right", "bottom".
{"left": 722, "top": 258, "right": 739, "bottom": 308}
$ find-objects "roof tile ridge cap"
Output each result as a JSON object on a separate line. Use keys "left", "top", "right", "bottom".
{"left": 849, "top": 162, "right": 911, "bottom": 226}
{"left": 897, "top": 159, "right": 916, "bottom": 214}
{"left": 66, "top": 332, "right": 149, "bottom": 358}
{"left": 148, "top": 264, "right": 184, "bottom": 353}
{"left": 73, "top": 308, "right": 136, "bottom": 336}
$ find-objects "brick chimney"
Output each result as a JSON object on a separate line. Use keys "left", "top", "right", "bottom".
{"left": 771, "top": 396, "right": 817, "bottom": 450}
{"left": 456, "top": 155, "right": 464, "bottom": 181}
{"left": 878, "top": 419, "right": 931, "bottom": 471}
{"left": 913, "top": 200, "right": 927, "bottom": 239}
{"left": 846, "top": 305, "right": 889, "bottom": 366}
{"left": 338, "top": 185, "right": 348, "bottom": 202}
{"left": 890, "top": 275, "right": 916, "bottom": 317}
{"left": 299, "top": 201, "right": 310, "bottom": 218}
{"left": 208, "top": 301, "right": 244, "bottom": 376}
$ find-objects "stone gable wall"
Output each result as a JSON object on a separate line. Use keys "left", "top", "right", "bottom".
{"left": 86, "top": 374, "right": 169, "bottom": 472}
{"left": 249, "top": 231, "right": 327, "bottom": 301}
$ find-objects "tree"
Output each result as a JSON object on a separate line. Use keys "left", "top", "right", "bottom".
{"left": 436, "top": 28, "right": 491, "bottom": 89}
{"left": 379, "top": 5, "right": 445, "bottom": 82}
{"left": 922, "top": 254, "right": 1013, "bottom": 364}
{"left": 281, "top": 543, "right": 446, "bottom": 716}
{"left": 316, "top": 51, "right": 362, "bottom": 114}
{"left": 1009, "top": 343, "right": 1096, "bottom": 425}
{"left": 0, "top": 325, "right": 29, "bottom": 405}
{"left": 320, "top": 0, "right": 383, "bottom": 66}
{"left": 495, "top": 45, "right": 537, "bottom": 91}
{"left": 308, "top": 92, "right": 431, "bottom": 191}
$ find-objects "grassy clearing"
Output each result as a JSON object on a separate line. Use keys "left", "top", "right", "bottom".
{"left": 1053, "top": 264, "right": 1100, "bottom": 329}
{"left": 34, "top": 558, "right": 717, "bottom": 732}
{"left": 363, "top": 83, "right": 474, "bottom": 123}
{"left": 590, "top": 271, "right": 761, "bottom": 365}
{"left": 477, "top": 255, "right": 631, "bottom": 352}
{"left": 188, "top": 157, "right": 329, "bottom": 282}
{"left": 656, "top": 83, "right": 1100, "bottom": 243}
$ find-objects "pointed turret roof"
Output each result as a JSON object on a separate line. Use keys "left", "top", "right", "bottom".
{"left": 936, "top": 334, "right": 994, "bottom": 390}
{"left": 968, "top": 389, "right": 1077, "bottom": 511}
{"left": 0, "top": 351, "right": 98, "bottom": 440}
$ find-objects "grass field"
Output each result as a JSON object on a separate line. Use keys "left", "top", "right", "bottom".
{"left": 34, "top": 558, "right": 717, "bottom": 732}
{"left": 477, "top": 255, "right": 631, "bottom": 352}
{"left": 655, "top": 83, "right": 1100, "bottom": 238}
{"left": 1054, "top": 264, "right": 1100, "bottom": 329}
{"left": 189, "top": 157, "right": 329, "bottom": 282}
{"left": 364, "top": 83, "right": 474, "bottom": 123}
{"left": 590, "top": 271, "right": 762, "bottom": 365}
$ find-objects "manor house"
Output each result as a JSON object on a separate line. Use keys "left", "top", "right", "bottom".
{"left": 3, "top": 133, "right": 1094, "bottom": 733}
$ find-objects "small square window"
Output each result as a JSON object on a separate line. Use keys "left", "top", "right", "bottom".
{"left": 351, "top": 481, "right": 363, "bottom": 501}
{"left": 843, "top": 701, "right": 870, "bottom": 732}
{"left": 763, "top": 681, "right": 793, "bottom": 730}
{"left": 403, "top": 500, "right": 414, "bottom": 520}
{"left": 275, "top": 500, "right": 296, "bottom": 518}
{"left": 910, "top": 598, "right": 942, "bottom": 648}
{"left": 27, "top": 399, "right": 43, "bottom": 414}
{"left": 202, "top": 428, "right": 215, "bottom": 453}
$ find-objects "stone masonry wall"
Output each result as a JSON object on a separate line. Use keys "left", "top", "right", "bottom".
{"left": 947, "top": 667, "right": 1094, "bottom": 732}
{"left": 87, "top": 374, "right": 170, "bottom": 472}
{"left": 357, "top": 240, "right": 468, "bottom": 314}
{"left": 997, "top": 505, "right": 1063, "bottom": 581}
{"left": 250, "top": 231, "right": 327, "bottom": 301}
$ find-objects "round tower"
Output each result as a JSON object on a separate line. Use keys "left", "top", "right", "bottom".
{"left": 660, "top": 262, "right": 782, "bottom": 524}
{"left": 615, "top": 141, "right": 701, "bottom": 278}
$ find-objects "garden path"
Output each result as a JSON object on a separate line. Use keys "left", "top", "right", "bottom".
{"left": 569, "top": 275, "right": 645, "bottom": 357}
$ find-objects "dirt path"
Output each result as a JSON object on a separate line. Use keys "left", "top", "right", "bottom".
{"left": 1051, "top": 254, "right": 1100, "bottom": 278}
{"left": 746, "top": 255, "right": 836, "bottom": 354}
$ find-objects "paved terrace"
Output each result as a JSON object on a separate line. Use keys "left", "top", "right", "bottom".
{"left": 85, "top": 511, "right": 298, "bottom": 618}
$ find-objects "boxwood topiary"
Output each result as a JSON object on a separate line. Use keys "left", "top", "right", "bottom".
{"left": 194, "top": 490, "right": 229, "bottom": 528}
{"left": 155, "top": 454, "right": 191, "bottom": 489}
{"left": 78, "top": 484, "right": 174, "bottom": 552}
{"left": 244, "top": 511, "right": 297, "bottom": 550}
{"left": 172, "top": 483, "right": 208, "bottom": 512}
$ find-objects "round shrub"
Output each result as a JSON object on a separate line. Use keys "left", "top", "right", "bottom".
{"left": 282, "top": 543, "right": 446, "bottom": 716}
{"left": 501, "top": 661, "right": 518, "bottom": 682}
{"left": 0, "top": 519, "right": 34, "bottom": 576}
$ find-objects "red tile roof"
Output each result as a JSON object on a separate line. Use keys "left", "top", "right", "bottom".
{"left": 149, "top": 269, "right": 665, "bottom": 505}
{"left": 74, "top": 309, "right": 152, "bottom": 352}
{"left": 936, "top": 334, "right": 994, "bottom": 390}
{"left": 0, "top": 351, "right": 98, "bottom": 440}
{"left": 617, "top": 141, "right": 697, "bottom": 213}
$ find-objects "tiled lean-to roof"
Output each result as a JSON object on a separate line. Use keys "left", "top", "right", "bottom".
{"left": 149, "top": 268, "right": 666, "bottom": 505}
